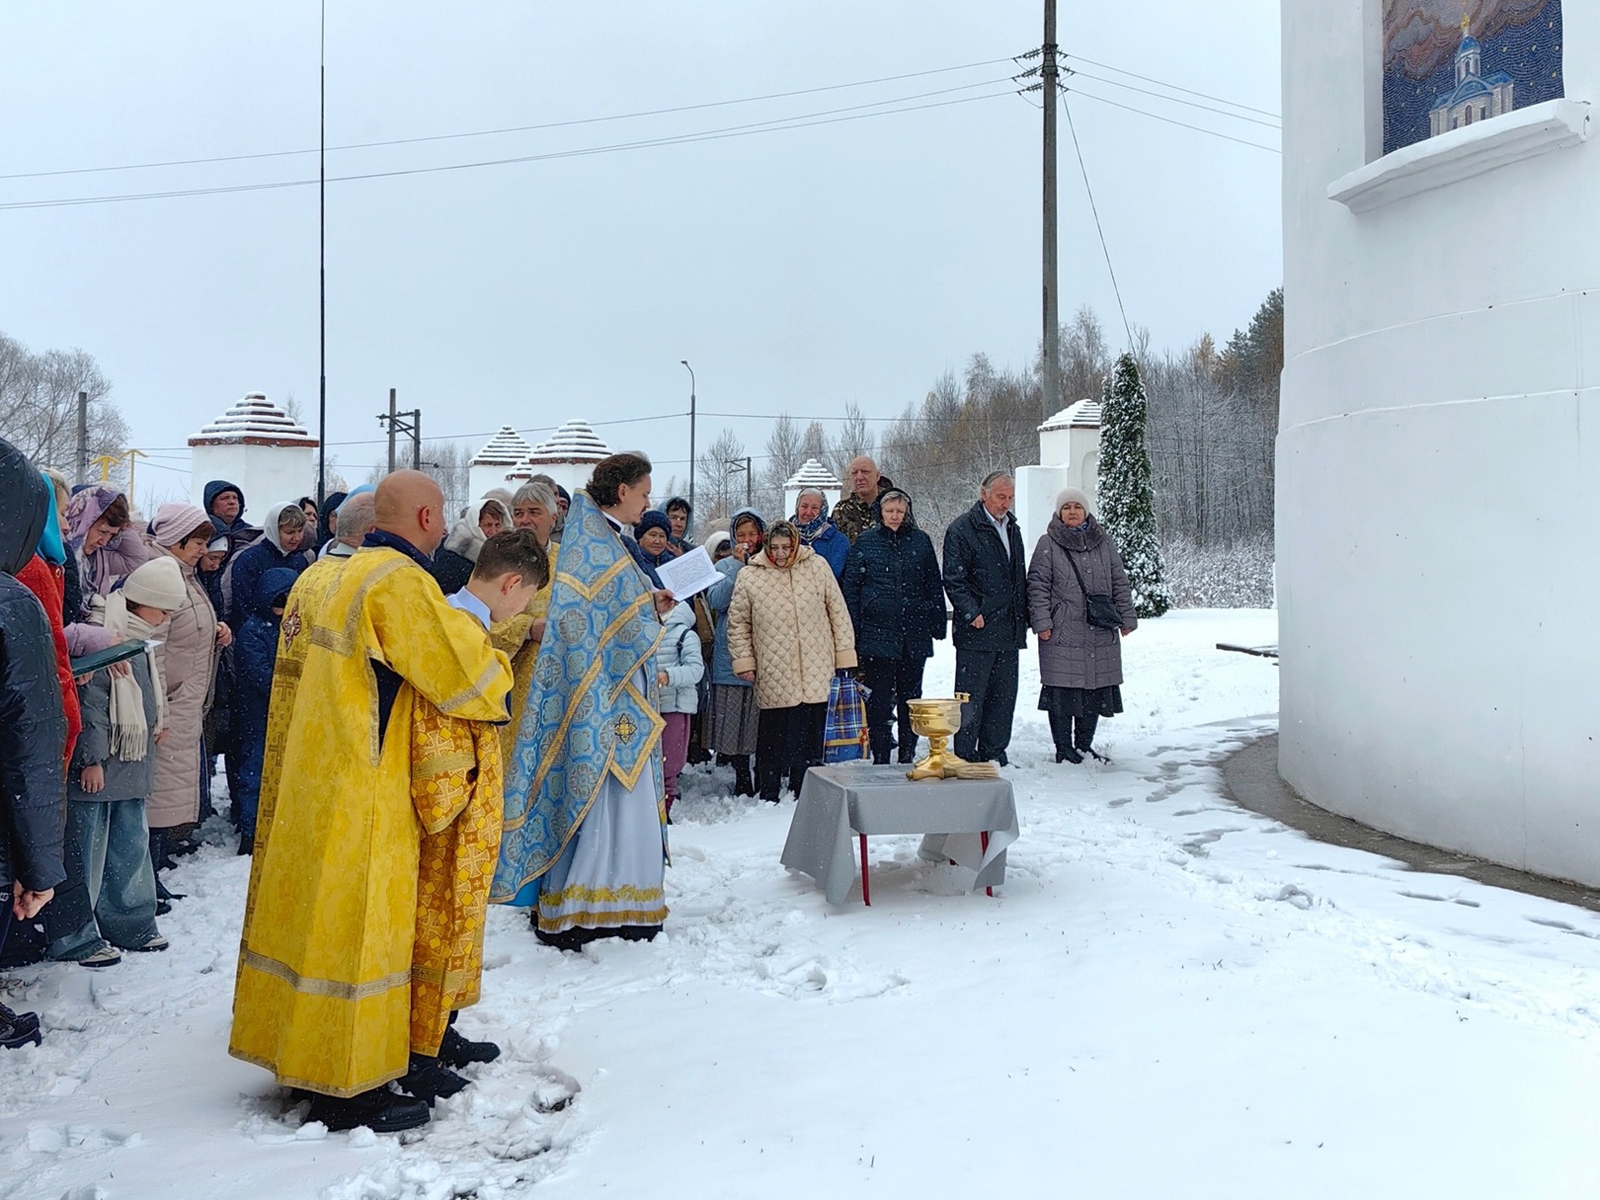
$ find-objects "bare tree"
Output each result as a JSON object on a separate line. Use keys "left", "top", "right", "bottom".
{"left": 696, "top": 427, "right": 749, "bottom": 524}
{"left": 826, "top": 402, "right": 876, "bottom": 481}
{"left": 0, "top": 331, "right": 126, "bottom": 477}
{"left": 759, "top": 413, "right": 803, "bottom": 515}
{"left": 421, "top": 440, "right": 472, "bottom": 519}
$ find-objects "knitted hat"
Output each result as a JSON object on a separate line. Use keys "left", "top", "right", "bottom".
{"left": 122, "top": 556, "right": 188, "bottom": 611}
{"left": 634, "top": 509, "right": 672, "bottom": 540}
{"left": 1054, "top": 487, "right": 1091, "bottom": 514}
{"left": 150, "top": 502, "right": 213, "bottom": 548}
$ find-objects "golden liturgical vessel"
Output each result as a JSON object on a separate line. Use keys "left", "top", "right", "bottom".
{"left": 905, "top": 695, "right": 1000, "bottom": 781}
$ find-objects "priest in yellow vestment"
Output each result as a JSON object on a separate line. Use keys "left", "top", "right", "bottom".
{"left": 229, "top": 471, "right": 512, "bottom": 1134}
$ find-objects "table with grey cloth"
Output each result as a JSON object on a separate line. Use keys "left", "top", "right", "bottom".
{"left": 781, "top": 763, "right": 1020, "bottom": 906}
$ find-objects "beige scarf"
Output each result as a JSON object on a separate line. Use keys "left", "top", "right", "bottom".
{"left": 92, "top": 593, "right": 167, "bottom": 761}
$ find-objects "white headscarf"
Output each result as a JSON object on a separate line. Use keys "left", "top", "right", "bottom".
{"left": 442, "top": 495, "right": 512, "bottom": 562}
{"left": 91, "top": 592, "right": 167, "bottom": 761}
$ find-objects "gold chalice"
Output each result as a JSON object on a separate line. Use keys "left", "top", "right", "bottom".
{"left": 905, "top": 694, "right": 999, "bottom": 781}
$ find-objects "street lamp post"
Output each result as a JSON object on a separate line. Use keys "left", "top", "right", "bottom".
{"left": 680, "top": 360, "right": 696, "bottom": 523}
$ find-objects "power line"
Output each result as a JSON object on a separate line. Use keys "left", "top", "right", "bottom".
{"left": 1066, "top": 69, "right": 1280, "bottom": 130}
{"left": 131, "top": 409, "right": 693, "bottom": 455}
{"left": 1064, "top": 54, "right": 1280, "bottom": 120}
{"left": 0, "top": 87, "right": 1017, "bottom": 212}
{"left": 1060, "top": 95, "right": 1133, "bottom": 347}
{"left": 0, "top": 57, "right": 1018, "bottom": 182}
{"left": 1065, "top": 86, "right": 1281, "bottom": 154}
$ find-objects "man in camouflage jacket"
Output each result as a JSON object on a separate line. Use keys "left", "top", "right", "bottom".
{"left": 830, "top": 455, "right": 896, "bottom": 544}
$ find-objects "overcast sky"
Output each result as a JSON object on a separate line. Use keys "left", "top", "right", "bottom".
{"left": 3, "top": 0, "right": 1281, "bottom": 504}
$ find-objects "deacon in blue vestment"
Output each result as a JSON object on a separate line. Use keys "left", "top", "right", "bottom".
{"left": 492, "top": 455, "right": 676, "bottom": 949}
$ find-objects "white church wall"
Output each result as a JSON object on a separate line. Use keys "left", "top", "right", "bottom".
{"left": 1279, "top": 1, "right": 1600, "bottom": 885}
{"left": 469, "top": 464, "right": 515, "bottom": 501}
{"left": 507, "top": 461, "right": 593, "bottom": 498}
{"left": 189, "top": 443, "right": 316, "bottom": 520}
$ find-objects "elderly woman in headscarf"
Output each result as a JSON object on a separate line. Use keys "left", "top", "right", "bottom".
{"left": 727, "top": 519, "right": 858, "bottom": 802}
{"left": 222, "top": 501, "right": 310, "bottom": 629}
{"left": 65, "top": 487, "right": 154, "bottom": 622}
{"left": 1026, "top": 487, "right": 1138, "bottom": 764}
{"left": 429, "top": 495, "right": 512, "bottom": 596}
{"left": 633, "top": 509, "right": 677, "bottom": 571}
{"left": 40, "top": 469, "right": 83, "bottom": 626}
{"left": 841, "top": 488, "right": 946, "bottom": 764}
{"left": 15, "top": 469, "right": 82, "bottom": 764}
{"left": 791, "top": 486, "right": 849, "bottom": 579}
{"left": 143, "top": 503, "right": 230, "bottom": 872}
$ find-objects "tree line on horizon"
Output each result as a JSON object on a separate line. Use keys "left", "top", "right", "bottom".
{"left": 675, "top": 289, "right": 1282, "bottom": 604}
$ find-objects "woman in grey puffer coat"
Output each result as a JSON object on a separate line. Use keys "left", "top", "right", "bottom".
{"left": 1025, "top": 487, "right": 1137, "bottom": 763}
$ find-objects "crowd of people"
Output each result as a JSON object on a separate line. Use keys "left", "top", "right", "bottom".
{"left": 0, "top": 435, "right": 1139, "bottom": 1133}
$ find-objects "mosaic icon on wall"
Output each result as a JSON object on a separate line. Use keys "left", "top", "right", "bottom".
{"left": 1383, "top": 0, "right": 1563, "bottom": 155}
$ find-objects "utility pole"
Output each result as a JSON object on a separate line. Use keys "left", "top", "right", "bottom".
{"left": 1041, "top": 0, "right": 1062, "bottom": 419}
{"left": 725, "top": 456, "right": 752, "bottom": 508}
{"left": 91, "top": 454, "right": 119, "bottom": 484}
{"left": 75, "top": 391, "right": 89, "bottom": 485}
{"left": 316, "top": 0, "right": 328, "bottom": 509}
{"left": 377, "top": 396, "right": 421, "bottom": 474}
{"left": 125, "top": 448, "right": 148, "bottom": 507}
{"left": 680, "top": 360, "right": 696, "bottom": 521}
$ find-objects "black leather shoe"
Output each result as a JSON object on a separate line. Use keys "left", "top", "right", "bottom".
{"left": 398, "top": 1053, "right": 469, "bottom": 1105}
{"left": 437, "top": 1023, "right": 500, "bottom": 1067}
{"left": 1056, "top": 747, "right": 1084, "bottom": 764}
{"left": 306, "top": 1086, "right": 430, "bottom": 1133}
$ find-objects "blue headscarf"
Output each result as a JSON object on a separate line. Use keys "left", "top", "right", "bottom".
{"left": 36, "top": 470, "right": 65, "bottom": 565}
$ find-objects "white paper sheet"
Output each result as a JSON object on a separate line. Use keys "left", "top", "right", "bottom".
{"left": 654, "top": 545, "right": 721, "bottom": 600}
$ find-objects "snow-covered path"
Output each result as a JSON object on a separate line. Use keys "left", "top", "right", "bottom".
{"left": 7, "top": 610, "right": 1600, "bottom": 1199}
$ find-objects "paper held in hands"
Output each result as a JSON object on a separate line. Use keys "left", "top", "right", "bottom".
{"left": 654, "top": 545, "right": 721, "bottom": 601}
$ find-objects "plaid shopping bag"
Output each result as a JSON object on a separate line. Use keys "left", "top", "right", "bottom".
{"left": 823, "top": 673, "right": 870, "bottom": 763}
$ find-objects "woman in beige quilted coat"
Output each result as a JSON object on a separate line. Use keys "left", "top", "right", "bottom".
{"left": 727, "top": 521, "right": 857, "bottom": 802}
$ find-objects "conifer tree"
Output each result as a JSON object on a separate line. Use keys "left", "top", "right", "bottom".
{"left": 1098, "top": 353, "right": 1171, "bottom": 618}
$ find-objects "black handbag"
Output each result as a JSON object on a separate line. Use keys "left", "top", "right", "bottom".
{"left": 1062, "top": 548, "right": 1124, "bottom": 631}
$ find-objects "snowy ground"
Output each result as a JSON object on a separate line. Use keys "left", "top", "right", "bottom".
{"left": 7, "top": 608, "right": 1600, "bottom": 1199}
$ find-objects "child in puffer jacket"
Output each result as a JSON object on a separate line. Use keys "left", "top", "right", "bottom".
{"left": 655, "top": 600, "right": 705, "bottom": 820}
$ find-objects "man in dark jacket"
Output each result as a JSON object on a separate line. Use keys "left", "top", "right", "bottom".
{"left": 232, "top": 567, "right": 299, "bottom": 854}
{"left": 204, "top": 479, "right": 258, "bottom": 559}
{"left": 0, "top": 437, "right": 68, "bottom": 1047}
{"left": 941, "top": 471, "right": 1027, "bottom": 765}
{"left": 841, "top": 489, "right": 946, "bottom": 763}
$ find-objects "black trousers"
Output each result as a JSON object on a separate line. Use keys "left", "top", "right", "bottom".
{"left": 861, "top": 655, "right": 926, "bottom": 762}
{"left": 953, "top": 648, "right": 1019, "bottom": 763}
{"left": 756, "top": 703, "right": 827, "bottom": 799}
